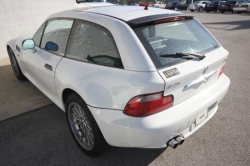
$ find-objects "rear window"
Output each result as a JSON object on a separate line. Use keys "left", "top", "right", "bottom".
{"left": 227, "top": 1, "right": 236, "bottom": 4}
{"left": 134, "top": 19, "right": 220, "bottom": 69}
{"left": 210, "top": 2, "right": 219, "bottom": 4}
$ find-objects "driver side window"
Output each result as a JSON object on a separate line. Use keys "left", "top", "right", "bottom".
{"left": 66, "top": 20, "right": 122, "bottom": 68}
{"left": 40, "top": 19, "right": 74, "bottom": 56}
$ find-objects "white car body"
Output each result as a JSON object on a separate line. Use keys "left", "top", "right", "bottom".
{"left": 188, "top": 1, "right": 211, "bottom": 11}
{"left": 7, "top": 5, "right": 230, "bottom": 149}
{"left": 233, "top": 1, "right": 250, "bottom": 12}
{"left": 154, "top": 1, "right": 166, "bottom": 8}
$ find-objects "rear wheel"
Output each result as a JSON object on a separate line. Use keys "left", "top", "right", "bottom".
{"left": 7, "top": 47, "right": 26, "bottom": 80}
{"left": 237, "top": 11, "right": 242, "bottom": 14}
{"left": 206, "top": 10, "right": 210, "bottom": 13}
{"left": 191, "top": 10, "right": 194, "bottom": 12}
{"left": 221, "top": 10, "right": 225, "bottom": 13}
{"left": 66, "top": 93, "right": 108, "bottom": 157}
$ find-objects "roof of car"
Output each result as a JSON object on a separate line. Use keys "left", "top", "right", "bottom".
{"left": 65, "top": 6, "right": 183, "bottom": 22}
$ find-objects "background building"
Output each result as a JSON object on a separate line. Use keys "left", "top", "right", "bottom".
{"left": 0, "top": 0, "right": 76, "bottom": 60}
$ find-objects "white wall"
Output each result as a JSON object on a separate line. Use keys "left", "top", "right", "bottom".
{"left": 0, "top": 0, "right": 75, "bottom": 60}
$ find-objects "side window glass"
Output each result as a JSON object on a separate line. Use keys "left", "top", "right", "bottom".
{"left": 66, "top": 20, "right": 123, "bottom": 68}
{"left": 33, "top": 23, "right": 46, "bottom": 47}
{"left": 41, "top": 19, "right": 74, "bottom": 56}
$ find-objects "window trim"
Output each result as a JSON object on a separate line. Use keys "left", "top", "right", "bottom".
{"left": 32, "top": 22, "right": 47, "bottom": 47}
{"left": 64, "top": 18, "right": 123, "bottom": 69}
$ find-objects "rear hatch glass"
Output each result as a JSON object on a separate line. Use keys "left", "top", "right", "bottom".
{"left": 134, "top": 18, "right": 227, "bottom": 105}
{"left": 134, "top": 19, "right": 220, "bottom": 69}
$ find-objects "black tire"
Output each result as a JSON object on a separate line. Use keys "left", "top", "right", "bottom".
{"left": 66, "top": 93, "right": 108, "bottom": 157}
{"left": 7, "top": 47, "right": 26, "bottom": 80}
{"left": 237, "top": 11, "right": 242, "bottom": 14}
{"left": 198, "top": 7, "right": 203, "bottom": 12}
{"left": 231, "top": 10, "right": 234, "bottom": 13}
{"left": 206, "top": 10, "right": 210, "bottom": 13}
{"left": 191, "top": 10, "right": 194, "bottom": 12}
{"left": 221, "top": 10, "right": 225, "bottom": 13}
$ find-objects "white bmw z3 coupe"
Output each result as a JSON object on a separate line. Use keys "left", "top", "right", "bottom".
{"left": 7, "top": 3, "right": 230, "bottom": 156}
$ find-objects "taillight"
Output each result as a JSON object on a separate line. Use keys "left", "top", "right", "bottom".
{"left": 219, "top": 65, "right": 225, "bottom": 78}
{"left": 124, "top": 92, "right": 173, "bottom": 117}
{"left": 242, "top": 5, "right": 248, "bottom": 7}
{"left": 155, "top": 16, "right": 186, "bottom": 23}
{"left": 234, "top": 5, "right": 239, "bottom": 7}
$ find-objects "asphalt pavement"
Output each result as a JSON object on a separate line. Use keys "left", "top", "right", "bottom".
{"left": 0, "top": 11, "right": 250, "bottom": 166}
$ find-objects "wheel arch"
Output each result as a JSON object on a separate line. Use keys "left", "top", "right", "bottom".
{"left": 62, "top": 88, "right": 80, "bottom": 105}
{"left": 62, "top": 88, "right": 109, "bottom": 145}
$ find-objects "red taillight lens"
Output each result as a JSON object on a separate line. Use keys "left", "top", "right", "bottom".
{"left": 155, "top": 16, "right": 186, "bottom": 23}
{"left": 124, "top": 92, "right": 173, "bottom": 117}
{"left": 234, "top": 5, "right": 239, "bottom": 7}
{"left": 242, "top": 5, "right": 248, "bottom": 7}
{"left": 219, "top": 65, "right": 225, "bottom": 78}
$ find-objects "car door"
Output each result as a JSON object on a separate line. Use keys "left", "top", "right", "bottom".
{"left": 22, "top": 18, "right": 74, "bottom": 99}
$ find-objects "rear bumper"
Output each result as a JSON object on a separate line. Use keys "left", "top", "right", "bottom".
{"left": 205, "top": 7, "right": 217, "bottom": 11}
{"left": 233, "top": 7, "right": 246, "bottom": 11}
{"left": 89, "top": 74, "right": 230, "bottom": 148}
{"left": 188, "top": 6, "right": 197, "bottom": 10}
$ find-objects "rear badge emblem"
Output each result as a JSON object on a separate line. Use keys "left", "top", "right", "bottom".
{"left": 164, "top": 68, "right": 180, "bottom": 78}
{"left": 167, "top": 82, "right": 180, "bottom": 89}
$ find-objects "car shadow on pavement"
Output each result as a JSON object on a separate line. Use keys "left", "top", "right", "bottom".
{"left": 0, "top": 104, "right": 164, "bottom": 166}
{"left": 0, "top": 64, "right": 52, "bottom": 121}
{"left": 202, "top": 20, "right": 250, "bottom": 31}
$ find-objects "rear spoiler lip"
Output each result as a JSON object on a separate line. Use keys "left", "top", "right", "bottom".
{"left": 127, "top": 14, "right": 194, "bottom": 28}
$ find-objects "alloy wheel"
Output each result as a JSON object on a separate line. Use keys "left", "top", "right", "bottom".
{"left": 8, "top": 49, "right": 19, "bottom": 77}
{"left": 68, "top": 102, "right": 94, "bottom": 150}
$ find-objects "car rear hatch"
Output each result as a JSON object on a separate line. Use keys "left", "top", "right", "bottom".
{"left": 131, "top": 15, "right": 228, "bottom": 105}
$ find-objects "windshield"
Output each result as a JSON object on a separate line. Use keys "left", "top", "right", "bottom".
{"left": 134, "top": 19, "right": 220, "bottom": 69}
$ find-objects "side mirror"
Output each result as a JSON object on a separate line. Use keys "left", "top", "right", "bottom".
{"left": 22, "top": 39, "right": 35, "bottom": 50}
{"left": 45, "top": 41, "right": 58, "bottom": 52}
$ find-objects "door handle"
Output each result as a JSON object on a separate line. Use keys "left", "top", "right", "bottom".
{"left": 45, "top": 63, "right": 53, "bottom": 71}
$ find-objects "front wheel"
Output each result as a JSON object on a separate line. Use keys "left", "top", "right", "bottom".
{"left": 66, "top": 93, "right": 108, "bottom": 157}
{"left": 206, "top": 10, "right": 210, "bottom": 13}
{"left": 198, "top": 7, "right": 203, "bottom": 12}
{"left": 7, "top": 47, "right": 26, "bottom": 80}
{"left": 191, "top": 10, "right": 194, "bottom": 12}
{"left": 237, "top": 11, "right": 242, "bottom": 14}
{"left": 221, "top": 10, "right": 225, "bottom": 13}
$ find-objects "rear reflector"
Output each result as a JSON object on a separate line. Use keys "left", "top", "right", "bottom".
{"left": 155, "top": 16, "right": 187, "bottom": 23}
{"left": 219, "top": 65, "right": 225, "bottom": 78}
{"left": 124, "top": 92, "right": 173, "bottom": 117}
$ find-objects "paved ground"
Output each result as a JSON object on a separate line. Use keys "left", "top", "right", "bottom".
{"left": 0, "top": 59, "right": 51, "bottom": 121}
{"left": 0, "top": 11, "right": 250, "bottom": 166}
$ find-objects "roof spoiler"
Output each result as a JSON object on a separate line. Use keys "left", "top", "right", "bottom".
{"left": 127, "top": 14, "right": 194, "bottom": 28}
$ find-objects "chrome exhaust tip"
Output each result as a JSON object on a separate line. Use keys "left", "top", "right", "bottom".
{"left": 168, "top": 139, "right": 179, "bottom": 149}
{"left": 175, "top": 136, "right": 185, "bottom": 145}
